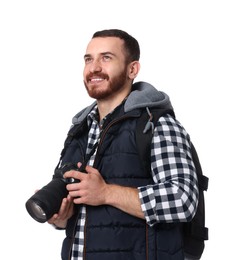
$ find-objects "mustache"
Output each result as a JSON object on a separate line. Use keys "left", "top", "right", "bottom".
{"left": 86, "top": 72, "right": 109, "bottom": 81}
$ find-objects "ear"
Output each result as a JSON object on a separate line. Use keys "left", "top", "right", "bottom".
{"left": 128, "top": 61, "right": 141, "bottom": 80}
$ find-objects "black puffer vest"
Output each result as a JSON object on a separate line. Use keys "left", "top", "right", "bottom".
{"left": 60, "top": 104, "right": 184, "bottom": 260}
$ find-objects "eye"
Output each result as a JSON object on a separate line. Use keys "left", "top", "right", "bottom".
{"left": 84, "top": 56, "right": 92, "bottom": 64}
{"left": 102, "top": 55, "right": 111, "bottom": 61}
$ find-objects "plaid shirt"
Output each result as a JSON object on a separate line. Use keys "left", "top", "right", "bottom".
{"left": 71, "top": 107, "right": 198, "bottom": 259}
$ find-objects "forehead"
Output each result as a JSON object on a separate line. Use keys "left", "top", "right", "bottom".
{"left": 85, "top": 37, "right": 125, "bottom": 56}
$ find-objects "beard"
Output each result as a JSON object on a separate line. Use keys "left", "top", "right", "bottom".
{"left": 84, "top": 69, "right": 128, "bottom": 100}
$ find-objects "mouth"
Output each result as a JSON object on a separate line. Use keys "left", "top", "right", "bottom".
{"left": 87, "top": 74, "right": 108, "bottom": 84}
{"left": 89, "top": 77, "right": 105, "bottom": 83}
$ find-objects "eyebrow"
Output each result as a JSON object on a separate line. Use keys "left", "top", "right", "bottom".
{"left": 84, "top": 51, "right": 116, "bottom": 59}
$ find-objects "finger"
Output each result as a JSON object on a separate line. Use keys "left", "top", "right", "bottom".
{"left": 57, "top": 197, "right": 73, "bottom": 219}
{"left": 63, "top": 169, "right": 83, "bottom": 179}
{"left": 77, "top": 162, "right": 82, "bottom": 168}
{"left": 85, "top": 165, "right": 99, "bottom": 175}
{"left": 68, "top": 189, "right": 86, "bottom": 199}
{"left": 47, "top": 213, "right": 59, "bottom": 224}
{"left": 73, "top": 196, "right": 85, "bottom": 205}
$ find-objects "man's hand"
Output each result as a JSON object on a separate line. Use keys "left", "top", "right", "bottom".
{"left": 63, "top": 163, "right": 145, "bottom": 220}
{"left": 64, "top": 163, "right": 108, "bottom": 206}
{"left": 47, "top": 194, "right": 74, "bottom": 229}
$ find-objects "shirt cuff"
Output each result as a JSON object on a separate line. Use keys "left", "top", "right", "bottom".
{"left": 138, "top": 186, "right": 157, "bottom": 227}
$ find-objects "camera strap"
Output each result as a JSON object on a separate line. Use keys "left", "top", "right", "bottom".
{"left": 79, "top": 139, "right": 100, "bottom": 172}
{"left": 55, "top": 128, "right": 101, "bottom": 173}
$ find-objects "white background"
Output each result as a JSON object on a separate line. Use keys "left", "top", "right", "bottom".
{"left": 0, "top": 0, "right": 233, "bottom": 259}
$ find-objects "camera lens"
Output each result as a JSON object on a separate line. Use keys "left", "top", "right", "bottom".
{"left": 25, "top": 178, "right": 68, "bottom": 223}
{"left": 25, "top": 163, "right": 80, "bottom": 223}
{"left": 26, "top": 199, "right": 47, "bottom": 223}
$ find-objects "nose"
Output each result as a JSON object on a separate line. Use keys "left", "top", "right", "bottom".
{"left": 89, "top": 59, "right": 102, "bottom": 73}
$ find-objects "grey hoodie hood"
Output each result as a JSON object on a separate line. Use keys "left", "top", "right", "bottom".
{"left": 124, "top": 81, "right": 172, "bottom": 112}
{"left": 72, "top": 81, "right": 173, "bottom": 125}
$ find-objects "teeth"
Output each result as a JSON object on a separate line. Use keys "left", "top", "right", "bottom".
{"left": 91, "top": 78, "right": 103, "bottom": 82}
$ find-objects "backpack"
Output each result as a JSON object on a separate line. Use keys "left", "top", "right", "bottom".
{"left": 136, "top": 107, "right": 209, "bottom": 260}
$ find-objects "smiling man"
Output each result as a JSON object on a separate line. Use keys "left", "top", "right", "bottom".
{"left": 48, "top": 29, "right": 199, "bottom": 260}
{"left": 83, "top": 34, "right": 140, "bottom": 120}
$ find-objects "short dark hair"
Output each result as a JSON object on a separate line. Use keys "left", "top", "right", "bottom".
{"left": 92, "top": 29, "right": 140, "bottom": 63}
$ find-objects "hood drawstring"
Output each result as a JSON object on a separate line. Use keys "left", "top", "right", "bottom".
{"left": 143, "top": 107, "right": 154, "bottom": 134}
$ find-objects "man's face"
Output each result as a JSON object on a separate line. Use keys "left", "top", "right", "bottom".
{"left": 83, "top": 37, "right": 129, "bottom": 100}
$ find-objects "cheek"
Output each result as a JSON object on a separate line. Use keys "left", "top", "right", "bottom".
{"left": 107, "top": 66, "right": 122, "bottom": 78}
{"left": 83, "top": 67, "right": 88, "bottom": 80}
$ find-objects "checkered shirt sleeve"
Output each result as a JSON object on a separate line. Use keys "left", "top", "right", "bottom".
{"left": 138, "top": 114, "right": 199, "bottom": 227}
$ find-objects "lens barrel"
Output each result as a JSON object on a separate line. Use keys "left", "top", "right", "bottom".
{"left": 25, "top": 178, "right": 68, "bottom": 223}
{"left": 25, "top": 163, "right": 80, "bottom": 223}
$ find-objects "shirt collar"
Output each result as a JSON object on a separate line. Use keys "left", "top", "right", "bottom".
{"left": 87, "top": 105, "right": 111, "bottom": 129}
{"left": 87, "top": 105, "right": 99, "bottom": 126}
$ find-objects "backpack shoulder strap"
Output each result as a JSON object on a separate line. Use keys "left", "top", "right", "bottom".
{"left": 136, "top": 107, "right": 174, "bottom": 173}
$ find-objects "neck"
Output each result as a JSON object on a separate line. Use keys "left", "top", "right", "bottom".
{"left": 97, "top": 89, "right": 131, "bottom": 121}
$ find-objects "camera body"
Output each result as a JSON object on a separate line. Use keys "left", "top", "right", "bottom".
{"left": 25, "top": 163, "right": 80, "bottom": 223}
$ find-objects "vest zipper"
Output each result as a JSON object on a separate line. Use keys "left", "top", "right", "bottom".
{"left": 68, "top": 211, "right": 80, "bottom": 260}
{"left": 83, "top": 212, "right": 88, "bottom": 260}
{"left": 94, "top": 114, "right": 138, "bottom": 166}
{"left": 146, "top": 223, "right": 149, "bottom": 260}
{"left": 82, "top": 113, "right": 140, "bottom": 259}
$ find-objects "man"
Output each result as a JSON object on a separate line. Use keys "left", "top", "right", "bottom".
{"left": 48, "top": 29, "right": 199, "bottom": 260}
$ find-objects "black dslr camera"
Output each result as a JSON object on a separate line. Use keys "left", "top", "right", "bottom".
{"left": 25, "top": 163, "right": 81, "bottom": 223}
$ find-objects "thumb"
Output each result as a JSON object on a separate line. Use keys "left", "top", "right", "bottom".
{"left": 85, "top": 165, "right": 99, "bottom": 175}
{"left": 77, "top": 162, "right": 82, "bottom": 168}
